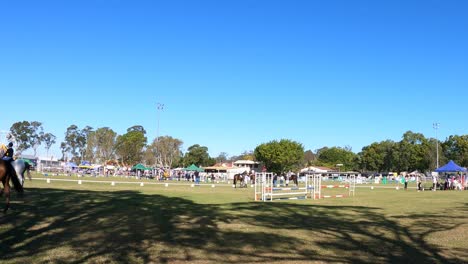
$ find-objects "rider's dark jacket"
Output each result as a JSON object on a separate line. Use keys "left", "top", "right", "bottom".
{"left": 4, "top": 147, "right": 14, "bottom": 158}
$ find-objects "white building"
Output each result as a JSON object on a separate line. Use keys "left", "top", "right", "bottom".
{"left": 233, "top": 160, "right": 262, "bottom": 172}
{"left": 37, "top": 156, "right": 62, "bottom": 172}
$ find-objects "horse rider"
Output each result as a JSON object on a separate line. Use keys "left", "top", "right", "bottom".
{"left": 2, "top": 142, "right": 14, "bottom": 162}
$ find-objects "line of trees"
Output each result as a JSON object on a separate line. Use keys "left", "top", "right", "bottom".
{"left": 7, "top": 121, "right": 218, "bottom": 169}
{"left": 6, "top": 121, "right": 468, "bottom": 173}
{"left": 306, "top": 131, "right": 468, "bottom": 174}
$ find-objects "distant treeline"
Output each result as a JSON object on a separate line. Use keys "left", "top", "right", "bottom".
{"left": 6, "top": 121, "right": 467, "bottom": 173}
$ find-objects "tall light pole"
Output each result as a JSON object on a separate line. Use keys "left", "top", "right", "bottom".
{"left": 433, "top": 122, "right": 440, "bottom": 169}
{"left": 156, "top": 102, "right": 164, "bottom": 141}
{"left": 156, "top": 102, "right": 164, "bottom": 173}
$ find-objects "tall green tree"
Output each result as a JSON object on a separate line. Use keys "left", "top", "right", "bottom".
{"left": 42, "top": 132, "right": 57, "bottom": 158}
{"left": 359, "top": 140, "right": 395, "bottom": 172}
{"left": 443, "top": 135, "right": 468, "bottom": 167}
{"left": 303, "top": 150, "right": 317, "bottom": 166}
{"left": 146, "top": 136, "right": 183, "bottom": 168}
{"left": 60, "top": 142, "right": 67, "bottom": 161}
{"left": 183, "top": 144, "right": 214, "bottom": 167}
{"left": 30, "top": 121, "right": 44, "bottom": 157}
{"left": 359, "top": 132, "right": 433, "bottom": 173}
{"left": 215, "top": 152, "right": 229, "bottom": 164}
{"left": 316, "top": 146, "right": 357, "bottom": 171}
{"left": 254, "top": 139, "right": 304, "bottom": 174}
{"left": 396, "top": 131, "right": 430, "bottom": 172}
{"left": 9, "top": 121, "right": 43, "bottom": 156}
{"left": 61, "top": 125, "right": 93, "bottom": 162}
{"left": 115, "top": 126, "right": 147, "bottom": 165}
{"left": 85, "top": 127, "right": 117, "bottom": 164}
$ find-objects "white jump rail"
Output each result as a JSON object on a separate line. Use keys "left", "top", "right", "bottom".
{"left": 32, "top": 177, "right": 229, "bottom": 188}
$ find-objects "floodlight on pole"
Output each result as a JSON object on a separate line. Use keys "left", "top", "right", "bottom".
{"left": 156, "top": 102, "right": 164, "bottom": 172}
{"left": 157, "top": 102, "right": 164, "bottom": 141}
{"left": 433, "top": 122, "right": 440, "bottom": 169}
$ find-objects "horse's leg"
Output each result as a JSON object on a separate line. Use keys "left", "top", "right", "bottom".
{"left": 3, "top": 183, "right": 10, "bottom": 213}
{"left": 19, "top": 173, "right": 25, "bottom": 187}
{"left": 20, "top": 163, "right": 31, "bottom": 184}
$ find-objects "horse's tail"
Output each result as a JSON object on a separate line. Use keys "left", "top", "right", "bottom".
{"left": 10, "top": 167, "right": 24, "bottom": 193}
{"left": 25, "top": 161, "right": 32, "bottom": 180}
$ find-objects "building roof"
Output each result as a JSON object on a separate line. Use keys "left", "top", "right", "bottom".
{"left": 213, "top": 162, "right": 234, "bottom": 168}
{"left": 234, "top": 160, "right": 259, "bottom": 165}
{"left": 301, "top": 166, "right": 334, "bottom": 173}
{"left": 203, "top": 166, "right": 228, "bottom": 171}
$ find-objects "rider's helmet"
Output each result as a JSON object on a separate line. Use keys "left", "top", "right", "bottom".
{"left": 8, "top": 142, "right": 13, "bottom": 147}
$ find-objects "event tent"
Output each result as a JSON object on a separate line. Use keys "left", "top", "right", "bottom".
{"left": 132, "top": 163, "right": 150, "bottom": 171}
{"left": 435, "top": 160, "right": 467, "bottom": 172}
{"left": 185, "top": 164, "right": 203, "bottom": 172}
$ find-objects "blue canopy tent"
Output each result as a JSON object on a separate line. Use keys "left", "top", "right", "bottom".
{"left": 435, "top": 160, "right": 467, "bottom": 190}
{"left": 435, "top": 160, "right": 467, "bottom": 172}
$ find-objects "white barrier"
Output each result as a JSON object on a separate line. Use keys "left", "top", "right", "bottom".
{"left": 255, "top": 172, "right": 309, "bottom": 202}
{"left": 308, "top": 174, "right": 356, "bottom": 199}
{"left": 31, "top": 178, "right": 233, "bottom": 188}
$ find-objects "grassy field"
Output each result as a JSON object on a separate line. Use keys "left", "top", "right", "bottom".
{"left": 1, "top": 173, "right": 467, "bottom": 264}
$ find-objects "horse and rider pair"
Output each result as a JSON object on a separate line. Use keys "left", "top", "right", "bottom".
{"left": 0, "top": 142, "right": 31, "bottom": 184}
{"left": 0, "top": 142, "right": 32, "bottom": 212}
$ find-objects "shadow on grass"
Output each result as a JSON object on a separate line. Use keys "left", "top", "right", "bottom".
{"left": 0, "top": 188, "right": 467, "bottom": 263}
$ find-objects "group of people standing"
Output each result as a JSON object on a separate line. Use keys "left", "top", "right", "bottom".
{"left": 414, "top": 174, "right": 466, "bottom": 191}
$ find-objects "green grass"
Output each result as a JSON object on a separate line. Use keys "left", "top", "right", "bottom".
{"left": 1, "top": 173, "right": 467, "bottom": 263}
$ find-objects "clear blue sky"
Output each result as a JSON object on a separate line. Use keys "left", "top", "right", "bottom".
{"left": 1, "top": 0, "right": 467, "bottom": 159}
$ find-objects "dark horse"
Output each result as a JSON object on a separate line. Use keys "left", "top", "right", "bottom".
{"left": 249, "top": 173, "right": 256, "bottom": 185}
{"left": 287, "top": 173, "right": 298, "bottom": 186}
{"left": 0, "top": 160, "right": 24, "bottom": 212}
{"left": 233, "top": 173, "right": 246, "bottom": 188}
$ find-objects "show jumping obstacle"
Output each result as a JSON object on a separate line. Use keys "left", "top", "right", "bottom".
{"left": 255, "top": 172, "right": 310, "bottom": 201}
{"left": 308, "top": 174, "right": 356, "bottom": 199}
